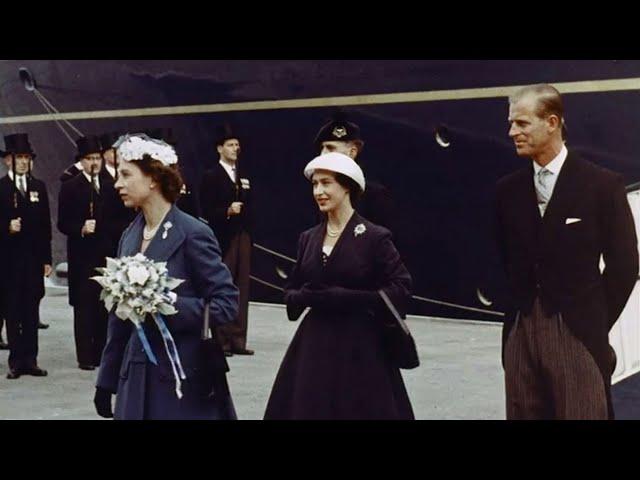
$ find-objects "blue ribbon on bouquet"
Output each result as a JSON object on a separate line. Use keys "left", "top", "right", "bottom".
{"left": 152, "top": 313, "right": 187, "bottom": 399}
{"left": 134, "top": 323, "right": 158, "bottom": 365}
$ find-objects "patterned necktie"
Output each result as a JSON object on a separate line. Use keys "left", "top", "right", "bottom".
{"left": 535, "top": 168, "right": 553, "bottom": 216}
{"left": 18, "top": 176, "right": 26, "bottom": 196}
{"left": 92, "top": 176, "right": 100, "bottom": 194}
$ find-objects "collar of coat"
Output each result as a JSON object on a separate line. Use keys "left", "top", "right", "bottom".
{"left": 120, "top": 205, "right": 185, "bottom": 261}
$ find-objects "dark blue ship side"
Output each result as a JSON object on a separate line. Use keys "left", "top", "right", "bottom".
{"left": 1, "top": 60, "right": 639, "bottom": 320}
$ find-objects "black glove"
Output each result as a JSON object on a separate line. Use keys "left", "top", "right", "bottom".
{"left": 286, "top": 284, "right": 380, "bottom": 310}
{"left": 284, "top": 284, "right": 324, "bottom": 308}
{"left": 94, "top": 387, "right": 114, "bottom": 418}
{"left": 317, "top": 286, "right": 381, "bottom": 309}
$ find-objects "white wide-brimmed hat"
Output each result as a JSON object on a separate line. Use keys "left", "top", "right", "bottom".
{"left": 303, "top": 152, "right": 366, "bottom": 192}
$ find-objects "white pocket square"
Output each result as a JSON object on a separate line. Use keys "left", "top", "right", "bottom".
{"left": 565, "top": 218, "right": 582, "bottom": 225}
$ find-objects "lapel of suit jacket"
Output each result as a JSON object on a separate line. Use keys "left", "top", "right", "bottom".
{"left": 302, "top": 222, "right": 325, "bottom": 285}
{"left": 512, "top": 166, "right": 542, "bottom": 236}
{"left": 1, "top": 176, "right": 17, "bottom": 210}
{"left": 140, "top": 205, "right": 186, "bottom": 262}
{"left": 120, "top": 213, "right": 144, "bottom": 257}
{"left": 216, "top": 161, "right": 238, "bottom": 194}
{"left": 525, "top": 164, "right": 542, "bottom": 224}
{"left": 99, "top": 170, "right": 114, "bottom": 192}
{"left": 321, "top": 211, "right": 360, "bottom": 280}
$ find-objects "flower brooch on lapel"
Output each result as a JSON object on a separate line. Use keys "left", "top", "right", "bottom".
{"left": 354, "top": 223, "right": 366, "bottom": 237}
{"left": 162, "top": 221, "right": 173, "bottom": 240}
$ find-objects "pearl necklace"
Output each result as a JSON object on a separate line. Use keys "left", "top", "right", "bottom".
{"left": 143, "top": 224, "right": 160, "bottom": 241}
{"left": 326, "top": 224, "right": 344, "bottom": 238}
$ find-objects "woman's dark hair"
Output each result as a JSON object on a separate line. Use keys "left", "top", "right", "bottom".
{"left": 334, "top": 172, "right": 362, "bottom": 203}
{"left": 136, "top": 154, "right": 184, "bottom": 203}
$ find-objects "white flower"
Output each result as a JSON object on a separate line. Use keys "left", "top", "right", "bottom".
{"left": 354, "top": 223, "right": 367, "bottom": 237}
{"left": 92, "top": 254, "right": 184, "bottom": 325}
{"left": 115, "top": 134, "right": 178, "bottom": 166}
{"left": 91, "top": 253, "right": 187, "bottom": 399}
{"left": 127, "top": 265, "right": 150, "bottom": 285}
{"left": 148, "top": 268, "right": 159, "bottom": 284}
{"left": 132, "top": 252, "right": 147, "bottom": 262}
{"left": 115, "top": 302, "right": 133, "bottom": 321}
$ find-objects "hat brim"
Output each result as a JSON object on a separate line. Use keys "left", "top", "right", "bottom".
{"left": 216, "top": 136, "right": 240, "bottom": 146}
{"left": 3, "top": 150, "right": 36, "bottom": 159}
{"left": 76, "top": 151, "right": 102, "bottom": 161}
{"left": 304, "top": 153, "right": 366, "bottom": 193}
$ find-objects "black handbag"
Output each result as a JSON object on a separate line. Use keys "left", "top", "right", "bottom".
{"left": 196, "top": 301, "right": 231, "bottom": 400}
{"left": 378, "top": 289, "right": 420, "bottom": 370}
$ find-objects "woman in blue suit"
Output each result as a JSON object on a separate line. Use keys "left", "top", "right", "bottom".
{"left": 93, "top": 134, "right": 239, "bottom": 420}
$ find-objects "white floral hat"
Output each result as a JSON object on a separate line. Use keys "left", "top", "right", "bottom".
{"left": 303, "top": 152, "right": 366, "bottom": 192}
{"left": 113, "top": 133, "right": 178, "bottom": 167}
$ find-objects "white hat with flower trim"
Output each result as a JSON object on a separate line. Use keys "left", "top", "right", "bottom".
{"left": 114, "top": 133, "right": 178, "bottom": 167}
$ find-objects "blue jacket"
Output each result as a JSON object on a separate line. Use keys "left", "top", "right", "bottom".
{"left": 96, "top": 205, "right": 239, "bottom": 419}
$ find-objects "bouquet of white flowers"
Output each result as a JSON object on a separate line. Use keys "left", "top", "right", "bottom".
{"left": 92, "top": 253, "right": 188, "bottom": 398}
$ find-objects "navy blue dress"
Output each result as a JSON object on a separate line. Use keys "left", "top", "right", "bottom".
{"left": 96, "top": 206, "right": 239, "bottom": 420}
{"left": 264, "top": 212, "right": 415, "bottom": 419}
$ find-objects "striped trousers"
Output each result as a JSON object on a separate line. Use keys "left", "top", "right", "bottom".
{"left": 504, "top": 297, "right": 608, "bottom": 420}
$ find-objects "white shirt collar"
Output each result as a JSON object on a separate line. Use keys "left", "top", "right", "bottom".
{"left": 7, "top": 171, "right": 27, "bottom": 182}
{"left": 219, "top": 159, "right": 236, "bottom": 181}
{"left": 105, "top": 164, "right": 116, "bottom": 179}
{"left": 533, "top": 144, "right": 567, "bottom": 176}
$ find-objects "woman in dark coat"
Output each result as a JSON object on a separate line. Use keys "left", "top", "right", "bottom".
{"left": 264, "top": 152, "right": 415, "bottom": 420}
{"left": 93, "top": 134, "right": 239, "bottom": 420}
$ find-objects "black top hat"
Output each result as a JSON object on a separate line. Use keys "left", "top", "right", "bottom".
{"left": 76, "top": 135, "right": 103, "bottom": 160}
{"left": 99, "top": 132, "right": 122, "bottom": 152}
{"left": 146, "top": 127, "right": 178, "bottom": 146}
{"left": 314, "top": 110, "right": 362, "bottom": 149}
{"left": 215, "top": 123, "right": 240, "bottom": 146}
{"left": 1, "top": 133, "right": 36, "bottom": 158}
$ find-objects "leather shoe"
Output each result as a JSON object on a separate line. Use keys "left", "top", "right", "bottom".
{"left": 0, "top": 340, "right": 8, "bottom": 350}
{"left": 24, "top": 366, "right": 48, "bottom": 376}
{"left": 6, "top": 369, "right": 21, "bottom": 379}
{"left": 38, "top": 322, "right": 49, "bottom": 329}
{"left": 79, "top": 364, "right": 95, "bottom": 371}
{"left": 231, "top": 348, "right": 254, "bottom": 356}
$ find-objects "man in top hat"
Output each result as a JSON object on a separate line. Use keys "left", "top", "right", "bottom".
{"left": 57, "top": 135, "right": 120, "bottom": 370}
{"left": 99, "top": 132, "right": 120, "bottom": 181}
{"left": 199, "top": 123, "right": 254, "bottom": 356}
{"left": 59, "top": 156, "right": 83, "bottom": 183}
{"left": 314, "top": 111, "right": 396, "bottom": 234}
{"left": 147, "top": 128, "right": 200, "bottom": 218}
{"left": 99, "top": 131, "right": 137, "bottom": 252}
{"left": 60, "top": 131, "right": 121, "bottom": 184}
{"left": 0, "top": 133, "right": 52, "bottom": 379}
